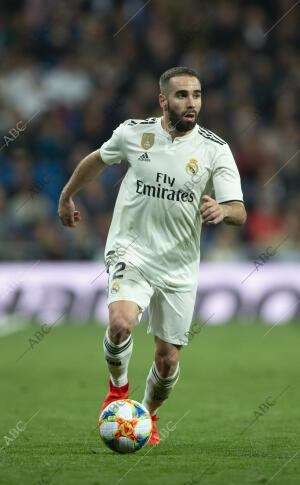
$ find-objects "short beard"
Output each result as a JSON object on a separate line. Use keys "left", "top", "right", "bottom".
{"left": 167, "top": 102, "right": 199, "bottom": 133}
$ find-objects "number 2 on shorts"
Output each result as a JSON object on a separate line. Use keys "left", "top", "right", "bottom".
{"left": 112, "top": 262, "right": 126, "bottom": 280}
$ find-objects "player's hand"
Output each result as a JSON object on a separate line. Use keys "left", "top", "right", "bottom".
{"left": 57, "top": 196, "right": 81, "bottom": 228}
{"left": 199, "top": 195, "right": 225, "bottom": 225}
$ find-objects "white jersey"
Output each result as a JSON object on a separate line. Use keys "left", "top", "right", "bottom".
{"left": 99, "top": 117, "right": 244, "bottom": 292}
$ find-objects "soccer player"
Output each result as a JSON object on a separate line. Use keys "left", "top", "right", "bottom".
{"left": 58, "top": 67, "right": 246, "bottom": 445}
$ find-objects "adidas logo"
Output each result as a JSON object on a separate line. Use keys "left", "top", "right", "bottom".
{"left": 138, "top": 152, "right": 151, "bottom": 162}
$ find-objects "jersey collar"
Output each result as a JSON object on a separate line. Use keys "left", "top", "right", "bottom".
{"left": 156, "top": 116, "right": 199, "bottom": 142}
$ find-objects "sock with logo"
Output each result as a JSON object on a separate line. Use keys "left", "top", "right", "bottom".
{"left": 103, "top": 328, "right": 133, "bottom": 387}
{"left": 142, "top": 361, "right": 180, "bottom": 415}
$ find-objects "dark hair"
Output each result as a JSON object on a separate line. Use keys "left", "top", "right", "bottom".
{"left": 159, "top": 67, "right": 201, "bottom": 96}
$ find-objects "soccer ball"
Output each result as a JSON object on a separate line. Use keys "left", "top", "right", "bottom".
{"left": 98, "top": 399, "right": 152, "bottom": 453}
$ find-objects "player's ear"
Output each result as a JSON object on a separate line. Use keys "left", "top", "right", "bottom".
{"left": 159, "top": 93, "right": 168, "bottom": 111}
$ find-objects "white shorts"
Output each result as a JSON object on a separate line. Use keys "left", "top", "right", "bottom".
{"left": 106, "top": 257, "right": 197, "bottom": 346}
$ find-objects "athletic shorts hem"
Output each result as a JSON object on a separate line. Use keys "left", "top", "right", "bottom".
{"left": 147, "top": 327, "right": 188, "bottom": 346}
{"left": 107, "top": 296, "right": 144, "bottom": 313}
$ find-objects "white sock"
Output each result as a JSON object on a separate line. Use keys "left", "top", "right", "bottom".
{"left": 142, "top": 361, "right": 180, "bottom": 415}
{"left": 103, "top": 328, "right": 133, "bottom": 387}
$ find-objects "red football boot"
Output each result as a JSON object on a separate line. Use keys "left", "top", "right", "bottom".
{"left": 99, "top": 378, "right": 130, "bottom": 418}
{"left": 147, "top": 414, "right": 160, "bottom": 445}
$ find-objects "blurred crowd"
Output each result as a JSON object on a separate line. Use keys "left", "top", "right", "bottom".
{"left": 0, "top": 0, "right": 299, "bottom": 262}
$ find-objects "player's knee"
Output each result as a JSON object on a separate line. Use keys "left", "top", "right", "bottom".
{"left": 109, "top": 314, "right": 132, "bottom": 344}
{"left": 155, "top": 352, "right": 179, "bottom": 378}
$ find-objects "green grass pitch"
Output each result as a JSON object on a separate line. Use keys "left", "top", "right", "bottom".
{"left": 0, "top": 320, "right": 299, "bottom": 485}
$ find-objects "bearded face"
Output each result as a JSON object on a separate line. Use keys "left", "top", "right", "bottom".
{"left": 161, "top": 75, "right": 202, "bottom": 134}
{"left": 167, "top": 100, "right": 200, "bottom": 133}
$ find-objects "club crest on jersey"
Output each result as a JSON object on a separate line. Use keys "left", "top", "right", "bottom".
{"left": 111, "top": 282, "right": 120, "bottom": 294}
{"left": 185, "top": 159, "right": 199, "bottom": 176}
{"left": 141, "top": 133, "right": 155, "bottom": 150}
